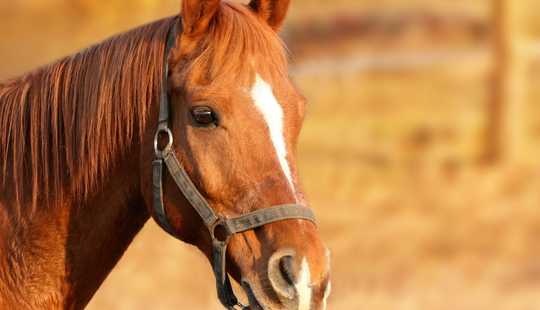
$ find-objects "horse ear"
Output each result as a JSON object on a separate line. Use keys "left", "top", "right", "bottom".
{"left": 249, "top": 0, "right": 291, "bottom": 30}
{"left": 181, "top": 0, "right": 221, "bottom": 36}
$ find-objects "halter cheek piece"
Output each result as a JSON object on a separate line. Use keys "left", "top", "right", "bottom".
{"left": 152, "top": 21, "right": 317, "bottom": 309}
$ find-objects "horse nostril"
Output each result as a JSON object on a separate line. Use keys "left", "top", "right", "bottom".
{"left": 268, "top": 250, "right": 298, "bottom": 300}
{"left": 279, "top": 255, "right": 296, "bottom": 286}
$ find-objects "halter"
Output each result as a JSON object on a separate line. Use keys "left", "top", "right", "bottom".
{"left": 151, "top": 21, "right": 317, "bottom": 309}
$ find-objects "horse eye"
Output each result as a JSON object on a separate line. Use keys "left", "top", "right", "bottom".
{"left": 191, "top": 106, "right": 217, "bottom": 126}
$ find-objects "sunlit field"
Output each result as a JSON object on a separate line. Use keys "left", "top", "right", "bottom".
{"left": 2, "top": 1, "right": 540, "bottom": 309}
{"left": 297, "top": 71, "right": 540, "bottom": 309}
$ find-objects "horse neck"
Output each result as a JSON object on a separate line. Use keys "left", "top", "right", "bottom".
{"left": 0, "top": 149, "right": 150, "bottom": 309}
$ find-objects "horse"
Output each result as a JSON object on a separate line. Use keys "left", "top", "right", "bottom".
{"left": 0, "top": 1, "right": 331, "bottom": 309}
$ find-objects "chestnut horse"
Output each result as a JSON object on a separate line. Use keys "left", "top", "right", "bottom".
{"left": 0, "top": 1, "right": 331, "bottom": 309}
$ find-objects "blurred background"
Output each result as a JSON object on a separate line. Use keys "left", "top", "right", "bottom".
{"left": 2, "top": 0, "right": 540, "bottom": 309}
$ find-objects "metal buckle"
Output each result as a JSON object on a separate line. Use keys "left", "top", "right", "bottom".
{"left": 154, "top": 125, "right": 174, "bottom": 158}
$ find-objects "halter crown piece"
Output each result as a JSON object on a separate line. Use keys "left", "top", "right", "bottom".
{"left": 151, "top": 20, "right": 318, "bottom": 309}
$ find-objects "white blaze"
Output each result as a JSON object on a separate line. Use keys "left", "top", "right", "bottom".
{"left": 250, "top": 74, "right": 295, "bottom": 194}
{"left": 251, "top": 74, "right": 314, "bottom": 308}
{"left": 296, "top": 258, "right": 312, "bottom": 310}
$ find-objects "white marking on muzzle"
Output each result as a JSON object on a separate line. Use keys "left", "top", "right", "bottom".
{"left": 250, "top": 74, "right": 296, "bottom": 195}
{"left": 296, "top": 258, "right": 312, "bottom": 310}
{"left": 322, "top": 281, "right": 332, "bottom": 310}
{"left": 322, "top": 248, "right": 332, "bottom": 309}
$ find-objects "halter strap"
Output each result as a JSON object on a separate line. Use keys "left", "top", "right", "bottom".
{"left": 152, "top": 19, "right": 317, "bottom": 309}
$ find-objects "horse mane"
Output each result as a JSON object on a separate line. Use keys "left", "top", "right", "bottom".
{"left": 0, "top": 17, "right": 175, "bottom": 212}
{"left": 0, "top": 2, "right": 288, "bottom": 214}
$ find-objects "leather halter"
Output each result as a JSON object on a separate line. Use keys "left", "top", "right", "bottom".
{"left": 152, "top": 21, "right": 317, "bottom": 309}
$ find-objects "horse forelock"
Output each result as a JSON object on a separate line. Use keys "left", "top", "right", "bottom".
{"left": 181, "top": 2, "right": 289, "bottom": 85}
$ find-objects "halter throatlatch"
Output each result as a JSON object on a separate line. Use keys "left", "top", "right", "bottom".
{"left": 152, "top": 21, "right": 317, "bottom": 309}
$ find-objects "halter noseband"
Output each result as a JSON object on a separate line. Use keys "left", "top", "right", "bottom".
{"left": 151, "top": 21, "right": 317, "bottom": 309}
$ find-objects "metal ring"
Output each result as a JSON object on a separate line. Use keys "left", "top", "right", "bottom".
{"left": 210, "top": 219, "right": 233, "bottom": 243}
{"left": 154, "top": 127, "right": 174, "bottom": 158}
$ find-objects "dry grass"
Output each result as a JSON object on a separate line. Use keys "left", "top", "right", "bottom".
{"left": 291, "top": 66, "right": 540, "bottom": 309}
{"left": 2, "top": 1, "right": 540, "bottom": 309}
